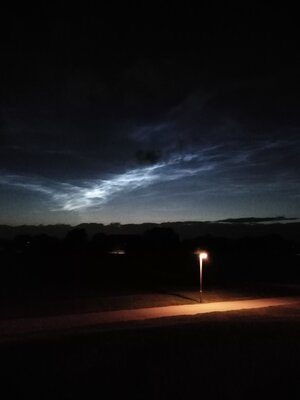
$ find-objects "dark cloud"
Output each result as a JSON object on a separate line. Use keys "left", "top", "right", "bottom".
{"left": 218, "top": 217, "right": 299, "bottom": 224}
{"left": 135, "top": 149, "right": 161, "bottom": 165}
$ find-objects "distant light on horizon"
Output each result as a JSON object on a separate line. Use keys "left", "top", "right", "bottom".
{"left": 109, "top": 249, "right": 126, "bottom": 255}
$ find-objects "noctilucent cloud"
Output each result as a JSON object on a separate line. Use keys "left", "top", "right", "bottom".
{"left": 0, "top": 4, "right": 299, "bottom": 225}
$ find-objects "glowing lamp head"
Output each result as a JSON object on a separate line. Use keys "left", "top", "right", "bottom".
{"left": 198, "top": 251, "right": 208, "bottom": 263}
{"left": 194, "top": 250, "right": 209, "bottom": 261}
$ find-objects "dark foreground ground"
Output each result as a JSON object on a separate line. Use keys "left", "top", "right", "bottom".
{"left": 1, "top": 302, "right": 300, "bottom": 400}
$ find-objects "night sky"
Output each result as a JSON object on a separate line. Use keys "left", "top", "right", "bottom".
{"left": 0, "top": 3, "right": 299, "bottom": 225}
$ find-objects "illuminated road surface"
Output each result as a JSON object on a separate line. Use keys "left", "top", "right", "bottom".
{"left": 1, "top": 297, "right": 299, "bottom": 342}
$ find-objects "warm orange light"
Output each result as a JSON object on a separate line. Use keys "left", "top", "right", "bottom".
{"left": 196, "top": 251, "right": 209, "bottom": 303}
{"left": 194, "top": 251, "right": 208, "bottom": 260}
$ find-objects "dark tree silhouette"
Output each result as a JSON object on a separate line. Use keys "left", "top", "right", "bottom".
{"left": 143, "top": 227, "right": 180, "bottom": 251}
{"left": 64, "top": 228, "right": 87, "bottom": 252}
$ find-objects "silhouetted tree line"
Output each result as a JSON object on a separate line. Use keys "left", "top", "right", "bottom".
{"left": 0, "top": 227, "right": 299, "bottom": 298}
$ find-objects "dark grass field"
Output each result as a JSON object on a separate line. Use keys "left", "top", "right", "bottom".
{"left": 1, "top": 302, "right": 300, "bottom": 399}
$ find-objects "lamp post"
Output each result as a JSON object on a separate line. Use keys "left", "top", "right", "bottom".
{"left": 198, "top": 252, "right": 208, "bottom": 303}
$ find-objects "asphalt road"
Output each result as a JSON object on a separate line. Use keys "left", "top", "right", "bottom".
{"left": 1, "top": 296, "right": 299, "bottom": 342}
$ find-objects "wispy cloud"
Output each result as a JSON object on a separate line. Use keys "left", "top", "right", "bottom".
{"left": 53, "top": 155, "right": 217, "bottom": 210}
{"left": 0, "top": 152, "right": 217, "bottom": 211}
{"left": 0, "top": 174, "right": 55, "bottom": 196}
{"left": 1, "top": 138, "right": 299, "bottom": 213}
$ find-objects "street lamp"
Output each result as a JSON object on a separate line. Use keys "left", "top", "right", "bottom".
{"left": 197, "top": 251, "right": 208, "bottom": 303}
